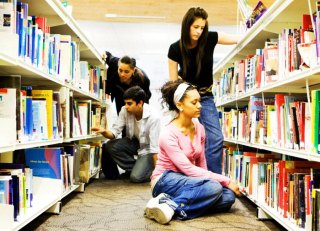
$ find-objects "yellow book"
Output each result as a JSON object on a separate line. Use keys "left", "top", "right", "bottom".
{"left": 32, "top": 90, "right": 53, "bottom": 139}
{"left": 22, "top": 174, "right": 26, "bottom": 214}
{"left": 266, "top": 105, "right": 275, "bottom": 145}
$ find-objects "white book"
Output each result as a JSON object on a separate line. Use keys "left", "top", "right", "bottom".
{"left": 0, "top": 88, "right": 16, "bottom": 147}
{"left": 79, "top": 61, "right": 90, "bottom": 93}
{"left": 0, "top": 2, "right": 14, "bottom": 33}
{"left": 77, "top": 102, "right": 89, "bottom": 135}
{"left": 58, "top": 35, "right": 72, "bottom": 82}
{"left": 305, "top": 102, "right": 312, "bottom": 151}
{"left": 31, "top": 99, "right": 48, "bottom": 140}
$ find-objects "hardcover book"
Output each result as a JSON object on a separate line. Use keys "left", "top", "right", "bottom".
{"left": 0, "top": 88, "right": 16, "bottom": 147}
{"left": 25, "top": 148, "right": 62, "bottom": 179}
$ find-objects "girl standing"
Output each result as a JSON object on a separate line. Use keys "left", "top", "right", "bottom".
{"left": 167, "top": 7, "right": 241, "bottom": 174}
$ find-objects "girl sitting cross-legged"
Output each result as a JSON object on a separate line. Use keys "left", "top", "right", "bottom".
{"left": 144, "top": 80, "right": 241, "bottom": 225}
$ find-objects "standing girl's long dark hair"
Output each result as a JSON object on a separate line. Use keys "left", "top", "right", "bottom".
{"left": 180, "top": 7, "right": 208, "bottom": 79}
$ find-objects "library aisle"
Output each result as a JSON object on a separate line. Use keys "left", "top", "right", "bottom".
{"left": 21, "top": 177, "right": 285, "bottom": 231}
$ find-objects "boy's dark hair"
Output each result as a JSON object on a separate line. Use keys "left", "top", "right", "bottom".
{"left": 123, "top": 86, "right": 146, "bottom": 104}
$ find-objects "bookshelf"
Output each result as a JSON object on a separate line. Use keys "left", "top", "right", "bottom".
{"left": 215, "top": 0, "right": 320, "bottom": 230}
{"left": 0, "top": 0, "right": 106, "bottom": 230}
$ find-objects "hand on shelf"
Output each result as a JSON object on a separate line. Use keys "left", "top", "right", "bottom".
{"left": 91, "top": 127, "right": 105, "bottom": 135}
{"left": 91, "top": 127, "right": 115, "bottom": 139}
{"left": 102, "top": 52, "right": 107, "bottom": 63}
{"left": 227, "top": 181, "right": 242, "bottom": 197}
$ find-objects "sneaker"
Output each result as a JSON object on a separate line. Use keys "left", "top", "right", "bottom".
{"left": 144, "top": 193, "right": 175, "bottom": 225}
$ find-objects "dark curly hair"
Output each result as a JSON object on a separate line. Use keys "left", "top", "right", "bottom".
{"left": 160, "top": 79, "right": 197, "bottom": 112}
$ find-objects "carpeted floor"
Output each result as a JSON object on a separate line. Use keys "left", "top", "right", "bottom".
{"left": 21, "top": 177, "right": 286, "bottom": 231}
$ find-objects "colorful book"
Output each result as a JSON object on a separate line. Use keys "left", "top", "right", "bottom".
{"left": 25, "top": 148, "right": 62, "bottom": 179}
{"left": 32, "top": 89, "right": 53, "bottom": 139}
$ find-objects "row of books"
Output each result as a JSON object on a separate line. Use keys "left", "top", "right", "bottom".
{"left": 223, "top": 146, "right": 320, "bottom": 229}
{"left": 0, "top": 1, "right": 106, "bottom": 100}
{"left": 77, "top": 142, "right": 101, "bottom": 183}
{"left": 221, "top": 91, "right": 320, "bottom": 153}
{"left": 0, "top": 164, "right": 33, "bottom": 221}
{"left": 0, "top": 147, "right": 74, "bottom": 221}
{"left": 0, "top": 75, "right": 107, "bottom": 148}
{"left": 0, "top": 143, "right": 102, "bottom": 222}
{"left": 217, "top": 14, "right": 315, "bottom": 102}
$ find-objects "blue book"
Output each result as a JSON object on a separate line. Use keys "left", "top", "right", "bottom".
{"left": 25, "top": 148, "right": 62, "bottom": 179}
{"left": 25, "top": 86, "right": 33, "bottom": 139}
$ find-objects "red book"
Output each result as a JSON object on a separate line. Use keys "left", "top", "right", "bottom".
{"left": 301, "top": 14, "right": 314, "bottom": 43}
{"left": 35, "top": 16, "right": 47, "bottom": 33}
{"left": 275, "top": 94, "right": 286, "bottom": 146}
{"left": 304, "top": 175, "right": 311, "bottom": 216}
{"left": 255, "top": 54, "right": 263, "bottom": 88}
{"left": 283, "top": 168, "right": 309, "bottom": 218}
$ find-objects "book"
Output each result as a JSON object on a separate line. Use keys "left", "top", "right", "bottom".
{"left": 246, "top": 1, "right": 267, "bottom": 29}
{"left": 311, "top": 90, "right": 320, "bottom": 153}
{"left": 58, "top": 34, "right": 72, "bottom": 82}
{"left": 0, "top": 88, "right": 16, "bottom": 147}
{"left": 0, "top": 1, "right": 15, "bottom": 33}
{"left": 24, "top": 86, "right": 33, "bottom": 140}
{"left": 264, "top": 45, "right": 279, "bottom": 84}
{"left": 0, "top": 75, "right": 21, "bottom": 141}
{"left": 53, "top": 91, "right": 63, "bottom": 139}
{"left": 79, "top": 144, "right": 90, "bottom": 183}
{"left": 278, "top": 160, "right": 320, "bottom": 217}
{"left": 32, "top": 89, "right": 53, "bottom": 140}
{"left": 31, "top": 98, "right": 48, "bottom": 140}
{"left": 24, "top": 148, "right": 62, "bottom": 179}
{"left": 76, "top": 100, "right": 91, "bottom": 136}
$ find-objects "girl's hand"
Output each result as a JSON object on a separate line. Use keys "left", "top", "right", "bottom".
{"left": 227, "top": 181, "right": 241, "bottom": 197}
{"left": 102, "top": 52, "right": 107, "bottom": 62}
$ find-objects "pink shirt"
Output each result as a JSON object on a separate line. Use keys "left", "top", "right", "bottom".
{"left": 151, "top": 122, "right": 230, "bottom": 187}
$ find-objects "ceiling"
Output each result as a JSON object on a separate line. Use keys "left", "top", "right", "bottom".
{"left": 67, "top": 0, "right": 275, "bottom": 25}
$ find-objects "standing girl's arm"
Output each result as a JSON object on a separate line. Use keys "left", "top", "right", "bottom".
{"left": 217, "top": 31, "right": 242, "bottom": 45}
{"left": 168, "top": 58, "right": 179, "bottom": 81}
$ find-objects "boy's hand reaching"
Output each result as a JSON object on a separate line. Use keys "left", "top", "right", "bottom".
{"left": 91, "top": 127, "right": 114, "bottom": 140}
{"left": 91, "top": 127, "right": 105, "bottom": 135}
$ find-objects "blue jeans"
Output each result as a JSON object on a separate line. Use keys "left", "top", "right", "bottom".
{"left": 152, "top": 171, "right": 236, "bottom": 220}
{"left": 199, "top": 96, "right": 224, "bottom": 174}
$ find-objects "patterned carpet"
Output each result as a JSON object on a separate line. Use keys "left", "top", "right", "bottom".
{"left": 21, "top": 178, "right": 286, "bottom": 231}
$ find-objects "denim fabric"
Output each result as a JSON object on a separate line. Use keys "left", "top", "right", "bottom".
{"left": 198, "top": 96, "right": 224, "bottom": 174}
{"left": 152, "top": 170, "right": 235, "bottom": 220}
{"left": 104, "top": 137, "right": 155, "bottom": 183}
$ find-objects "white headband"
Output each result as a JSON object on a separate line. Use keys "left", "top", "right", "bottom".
{"left": 173, "top": 83, "right": 189, "bottom": 104}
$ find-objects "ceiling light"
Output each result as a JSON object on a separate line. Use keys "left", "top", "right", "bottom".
{"left": 105, "top": 13, "right": 165, "bottom": 19}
